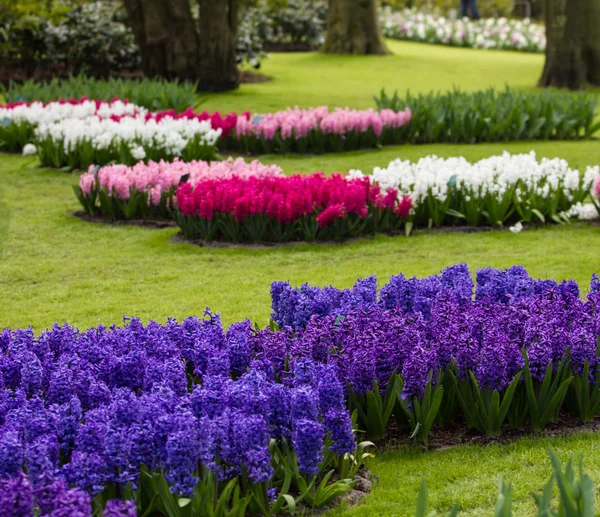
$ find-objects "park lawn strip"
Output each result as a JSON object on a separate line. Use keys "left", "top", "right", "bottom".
{"left": 201, "top": 40, "right": 545, "bottom": 113}
{"left": 326, "top": 431, "right": 600, "bottom": 517}
{"left": 1, "top": 139, "right": 600, "bottom": 331}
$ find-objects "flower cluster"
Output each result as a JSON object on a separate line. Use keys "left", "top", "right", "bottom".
{"left": 349, "top": 152, "right": 597, "bottom": 228}
{"left": 222, "top": 106, "right": 412, "bottom": 154}
{"left": 0, "top": 313, "right": 357, "bottom": 515}
{"left": 0, "top": 98, "right": 140, "bottom": 153}
{"left": 269, "top": 264, "right": 600, "bottom": 439}
{"left": 35, "top": 115, "right": 222, "bottom": 170}
{"left": 0, "top": 98, "right": 237, "bottom": 169}
{"left": 75, "top": 157, "right": 283, "bottom": 220}
{"left": 174, "top": 173, "right": 412, "bottom": 243}
{"left": 380, "top": 8, "right": 545, "bottom": 53}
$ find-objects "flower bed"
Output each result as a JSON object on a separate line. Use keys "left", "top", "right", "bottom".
{"left": 75, "top": 158, "right": 284, "bottom": 220}
{"left": 349, "top": 152, "right": 598, "bottom": 228}
{"left": 0, "top": 98, "right": 140, "bottom": 153}
{"left": 222, "top": 107, "right": 413, "bottom": 154}
{"left": 268, "top": 264, "right": 600, "bottom": 441}
{"left": 0, "top": 314, "right": 367, "bottom": 516}
{"left": 174, "top": 173, "right": 412, "bottom": 243}
{"left": 380, "top": 8, "right": 546, "bottom": 53}
{"left": 0, "top": 98, "right": 237, "bottom": 168}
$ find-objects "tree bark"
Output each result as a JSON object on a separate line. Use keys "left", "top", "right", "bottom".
{"left": 121, "top": 0, "right": 240, "bottom": 91}
{"left": 322, "top": 0, "right": 390, "bottom": 55}
{"left": 196, "top": 0, "right": 240, "bottom": 92}
{"left": 539, "top": 0, "right": 600, "bottom": 89}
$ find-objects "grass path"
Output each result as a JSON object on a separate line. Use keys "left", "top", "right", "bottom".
{"left": 201, "top": 40, "right": 545, "bottom": 113}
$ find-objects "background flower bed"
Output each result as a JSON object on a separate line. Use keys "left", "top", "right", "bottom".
{"left": 0, "top": 99, "right": 238, "bottom": 168}
{"left": 380, "top": 8, "right": 545, "bottom": 53}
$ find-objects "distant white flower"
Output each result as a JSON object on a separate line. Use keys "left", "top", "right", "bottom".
{"left": 509, "top": 222, "right": 523, "bottom": 233}
{"left": 22, "top": 143, "right": 37, "bottom": 156}
{"left": 130, "top": 146, "right": 147, "bottom": 161}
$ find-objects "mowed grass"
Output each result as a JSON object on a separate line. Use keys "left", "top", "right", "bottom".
{"left": 2, "top": 139, "right": 600, "bottom": 332}
{"left": 201, "top": 39, "right": 545, "bottom": 113}
{"left": 2, "top": 41, "right": 600, "bottom": 517}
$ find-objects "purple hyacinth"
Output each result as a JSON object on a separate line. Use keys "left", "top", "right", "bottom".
{"left": 103, "top": 500, "right": 137, "bottom": 517}
{"left": 227, "top": 320, "right": 253, "bottom": 376}
{"left": 292, "top": 419, "right": 325, "bottom": 476}
{"left": 323, "top": 409, "right": 355, "bottom": 455}
{"left": 0, "top": 472, "right": 34, "bottom": 517}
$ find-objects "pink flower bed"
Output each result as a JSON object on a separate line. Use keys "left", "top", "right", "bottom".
{"left": 224, "top": 106, "right": 413, "bottom": 154}
{"left": 75, "top": 157, "right": 284, "bottom": 219}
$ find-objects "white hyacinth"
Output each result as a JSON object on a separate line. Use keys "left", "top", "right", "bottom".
{"left": 22, "top": 143, "right": 37, "bottom": 156}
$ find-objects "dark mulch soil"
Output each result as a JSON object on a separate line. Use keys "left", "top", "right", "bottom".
{"left": 71, "top": 211, "right": 176, "bottom": 229}
{"left": 382, "top": 411, "right": 600, "bottom": 453}
{"left": 72, "top": 211, "right": 600, "bottom": 245}
{"left": 240, "top": 70, "right": 272, "bottom": 84}
{"left": 263, "top": 42, "right": 319, "bottom": 52}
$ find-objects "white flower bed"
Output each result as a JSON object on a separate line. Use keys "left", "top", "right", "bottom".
{"left": 34, "top": 115, "right": 221, "bottom": 170}
{"left": 349, "top": 152, "right": 598, "bottom": 227}
{"left": 381, "top": 8, "right": 546, "bottom": 53}
{"left": 0, "top": 99, "right": 141, "bottom": 126}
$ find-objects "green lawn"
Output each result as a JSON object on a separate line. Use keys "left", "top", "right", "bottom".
{"left": 1, "top": 40, "right": 600, "bottom": 516}
{"left": 202, "top": 39, "right": 545, "bottom": 113}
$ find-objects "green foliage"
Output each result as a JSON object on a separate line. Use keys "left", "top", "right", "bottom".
{"left": 374, "top": 88, "right": 600, "bottom": 144}
{"left": 451, "top": 369, "right": 522, "bottom": 436}
{"left": 2, "top": 75, "right": 200, "bottom": 112}
{"left": 567, "top": 339, "right": 600, "bottom": 423}
{"left": 1, "top": 1, "right": 139, "bottom": 75}
{"left": 346, "top": 373, "right": 402, "bottom": 441}
{"left": 535, "top": 449, "right": 595, "bottom": 517}
{"left": 523, "top": 352, "right": 574, "bottom": 433}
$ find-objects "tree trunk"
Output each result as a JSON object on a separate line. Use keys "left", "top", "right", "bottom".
{"left": 539, "top": 0, "right": 600, "bottom": 89}
{"left": 322, "top": 0, "right": 390, "bottom": 55}
{"left": 122, "top": 0, "right": 240, "bottom": 91}
{"left": 122, "top": 0, "right": 200, "bottom": 79}
{"left": 196, "top": 0, "right": 240, "bottom": 92}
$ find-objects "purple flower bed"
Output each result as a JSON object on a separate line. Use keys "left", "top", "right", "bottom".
{"left": 2, "top": 264, "right": 600, "bottom": 514}
{"left": 269, "top": 265, "right": 600, "bottom": 439}
{"left": 0, "top": 314, "right": 364, "bottom": 516}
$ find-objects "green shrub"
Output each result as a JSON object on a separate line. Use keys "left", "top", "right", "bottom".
{"left": 374, "top": 87, "right": 600, "bottom": 143}
{"left": 2, "top": 75, "right": 200, "bottom": 112}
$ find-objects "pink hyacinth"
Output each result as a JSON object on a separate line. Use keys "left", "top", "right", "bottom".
{"left": 79, "top": 158, "right": 284, "bottom": 201}
{"left": 594, "top": 176, "right": 600, "bottom": 199}
{"left": 234, "top": 106, "right": 412, "bottom": 140}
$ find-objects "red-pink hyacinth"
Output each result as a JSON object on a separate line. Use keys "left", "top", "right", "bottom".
{"left": 175, "top": 173, "right": 410, "bottom": 224}
{"left": 79, "top": 158, "right": 283, "bottom": 206}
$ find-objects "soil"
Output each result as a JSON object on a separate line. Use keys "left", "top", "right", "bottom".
{"left": 239, "top": 70, "right": 272, "bottom": 84}
{"left": 382, "top": 411, "right": 600, "bottom": 453}
{"left": 72, "top": 212, "right": 600, "bottom": 246}
{"left": 263, "top": 42, "right": 319, "bottom": 52}
{"left": 71, "top": 211, "right": 176, "bottom": 229}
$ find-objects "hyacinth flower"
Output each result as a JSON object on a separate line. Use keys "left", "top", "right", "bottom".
{"left": 220, "top": 106, "right": 412, "bottom": 154}
{"left": 74, "top": 157, "right": 284, "bottom": 221}
{"left": 0, "top": 317, "right": 361, "bottom": 516}
{"left": 174, "top": 173, "right": 412, "bottom": 244}
{"left": 349, "top": 152, "right": 598, "bottom": 230}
